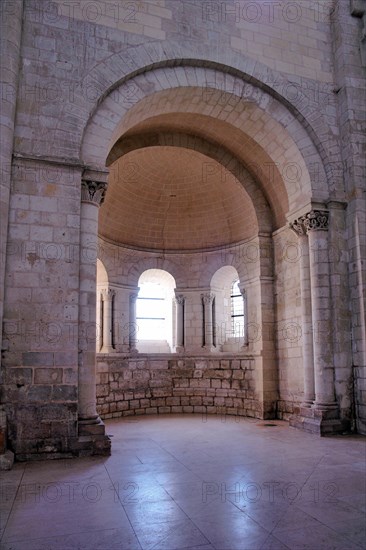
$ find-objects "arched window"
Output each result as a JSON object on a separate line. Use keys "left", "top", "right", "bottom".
{"left": 231, "top": 279, "right": 245, "bottom": 338}
{"left": 210, "top": 266, "right": 245, "bottom": 351}
{"left": 136, "top": 282, "right": 166, "bottom": 340}
{"left": 136, "top": 269, "right": 176, "bottom": 353}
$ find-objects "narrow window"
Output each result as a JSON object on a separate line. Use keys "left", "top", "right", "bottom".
{"left": 136, "top": 282, "right": 166, "bottom": 340}
{"left": 231, "top": 280, "right": 244, "bottom": 338}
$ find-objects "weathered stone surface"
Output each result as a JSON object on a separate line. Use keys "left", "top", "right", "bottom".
{"left": 96, "top": 355, "right": 261, "bottom": 420}
{"left": 0, "top": 0, "right": 364, "bottom": 466}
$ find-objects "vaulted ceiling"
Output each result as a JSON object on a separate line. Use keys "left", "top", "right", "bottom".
{"left": 98, "top": 87, "right": 296, "bottom": 251}
{"left": 99, "top": 146, "right": 258, "bottom": 250}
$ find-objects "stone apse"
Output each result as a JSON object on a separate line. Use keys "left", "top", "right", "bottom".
{"left": 1, "top": 0, "right": 365, "bottom": 461}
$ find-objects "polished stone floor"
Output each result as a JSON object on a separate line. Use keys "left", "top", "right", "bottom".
{"left": 1, "top": 414, "right": 365, "bottom": 550}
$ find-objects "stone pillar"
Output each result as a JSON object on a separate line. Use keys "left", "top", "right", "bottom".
{"left": 202, "top": 293, "right": 215, "bottom": 351}
{"left": 238, "top": 283, "right": 248, "bottom": 347}
{"left": 175, "top": 294, "right": 186, "bottom": 351}
{"left": 129, "top": 291, "right": 139, "bottom": 353}
{"left": 290, "top": 219, "right": 315, "bottom": 407}
{"left": 101, "top": 288, "right": 115, "bottom": 353}
{"left": 304, "top": 210, "right": 338, "bottom": 410}
{"left": 78, "top": 176, "right": 110, "bottom": 452}
{"left": 289, "top": 210, "right": 342, "bottom": 435}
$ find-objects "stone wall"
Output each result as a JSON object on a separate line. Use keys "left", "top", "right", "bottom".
{"left": 273, "top": 226, "right": 303, "bottom": 419}
{"left": 96, "top": 354, "right": 269, "bottom": 420}
{"left": 333, "top": 0, "right": 366, "bottom": 434}
{"left": 1, "top": 0, "right": 365, "bottom": 463}
{"left": 98, "top": 237, "right": 263, "bottom": 352}
{"left": 1, "top": 157, "right": 82, "bottom": 459}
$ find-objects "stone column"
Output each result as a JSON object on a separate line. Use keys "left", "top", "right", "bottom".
{"left": 101, "top": 288, "right": 115, "bottom": 353}
{"left": 175, "top": 294, "right": 185, "bottom": 351}
{"left": 78, "top": 177, "right": 110, "bottom": 449}
{"left": 238, "top": 284, "right": 248, "bottom": 347}
{"left": 129, "top": 291, "right": 139, "bottom": 353}
{"left": 289, "top": 210, "right": 343, "bottom": 435}
{"left": 290, "top": 219, "right": 315, "bottom": 407}
{"left": 202, "top": 293, "right": 215, "bottom": 350}
{"left": 304, "top": 210, "right": 338, "bottom": 411}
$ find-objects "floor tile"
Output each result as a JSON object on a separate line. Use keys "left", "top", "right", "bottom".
{"left": 123, "top": 498, "right": 188, "bottom": 526}
{"left": 133, "top": 518, "right": 209, "bottom": 550}
{"left": 260, "top": 534, "right": 291, "bottom": 550}
{"left": 193, "top": 511, "right": 270, "bottom": 549}
{"left": 0, "top": 415, "right": 365, "bottom": 550}
{"left": 0, "top": 528, "right": 142, "bottom": 550}
{"left": 273, "top": 523, "right": 363, "bottom": 550}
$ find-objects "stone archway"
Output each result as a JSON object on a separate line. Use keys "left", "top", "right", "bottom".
{"left": 81, "top": 64, "right": 333, "bottom": 217}
{"left": 79, "top": 61, "right": 349, "bottom": 439}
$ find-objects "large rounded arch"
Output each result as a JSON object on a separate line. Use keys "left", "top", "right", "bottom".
{"left": 80, "top": 63, "right": 337, "bottom": 219}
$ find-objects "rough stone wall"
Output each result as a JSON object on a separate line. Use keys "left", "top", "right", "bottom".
{"left": 1, "top": 159, "right": 81, "bottom": 458}
{"left": 96, "top": 355, "right": 265, "bottom": 419}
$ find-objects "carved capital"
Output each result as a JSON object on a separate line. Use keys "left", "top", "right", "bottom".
{"left": 201, "top": 293, "right": 215, "bottom": 304}
{"left": 238, "top": 284, "right": 246, "bottom": 298}
{"left": 290, "top": 210, "right": 329, "bottom": 236}
{"left": 176, "top": 294, "right": 186, "bottom": 305}
{"left": 302, "top": 210, "right": 329, "bottom": 232}
{"left": 81, "top": 180, "right": 107, "bottom": 205}
{"left": 101, "top": 288, "right": 115, "bottom": 301}
{"left": 129, "top": 292, "right": 138, "bottom": 305}
{"left": 289, "top": 217, "right": 307, "bottom": 236}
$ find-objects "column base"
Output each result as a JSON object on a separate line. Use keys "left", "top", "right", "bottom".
{"left": 75, "top": 418, "right": 111, "bottom": 456}
{"left": 100, "top": 346, "right": 114, "bottom": 353}
{"left": 289, "top": 405, "right": 346, "bottom": 436}
{"left": 78, "top": 416, "right": 105, "bottom": 434}
{"left": 202, "top": 345, "right": 218, "bottom": 353}
{"left": 301, "top": 399, "right": 314, "bottom": 408}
